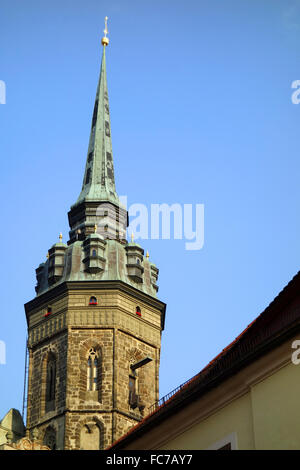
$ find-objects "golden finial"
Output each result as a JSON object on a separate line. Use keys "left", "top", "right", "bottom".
{"left": 94, "top": 224, "right": 98, "bottom": 233}
{"left": 101, "top": 16, "right": 109, "bottom": 46}
{"left": 46, "top": 252, "right": 49, "bottom": 259}
{"left": 131, "top": 232, "right": 134, "bottom": 243}
{"left": 146, "top": 250, "right": 149, "bottom": 259}
{"left": 59, "top": 233, "right": 63, "bottom": 242}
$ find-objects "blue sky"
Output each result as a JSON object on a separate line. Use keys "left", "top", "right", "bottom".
{"left": 1, "top": 0, "right": 300, "bottom": 420}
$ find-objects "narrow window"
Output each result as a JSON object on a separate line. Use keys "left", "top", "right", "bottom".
{"left": 93, "top": 356, "right": 98, "bottom": 389}
{"left": 105, "top": 121, "right": 110, "bottom": 137}
{"left": 92, "top": 100, "right": 98, "bottom": 128}
{"left": 136, "top": 306, "right": 141, "bottom": 317}
{"left": 46, "top": 354, "right": 56, "bottom": 412}
{"left": 85, "top": 168, "right": 91, "bottom": 185}
{"left": 45, "top": 306, "right": 52, "bottom": 318}
{"left": 129, "top": 371, "right": 138, "bottom": 409}
{"left": 48, "top": 362, "right": 55, "bottom": 401}
{"left": 87, "top": 356, "right": 92, "bottom": 391}
{"left": 89, "top": 296, "right": 98, "bottom": 305}
{"left": 87, "top": 348, "right": 99, "bottom": 391}
{"left": 92, "top": 249, "right": 97, "bottom": 257}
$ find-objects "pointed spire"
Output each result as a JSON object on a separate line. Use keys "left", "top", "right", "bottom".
{"left": 68, "top": 20, "right": 128, "bottom": 245}
{"left": 76, "top": 19, "right": 118, "bottom": 206}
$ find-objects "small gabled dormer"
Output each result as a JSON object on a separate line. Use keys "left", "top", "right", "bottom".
{"left": 150, "top": 264, "right": 159, "bottom": 293}
{"left": 82, "top": 226, "right": 106, "bottom": 274}
{"left": 35, "top": 262, "right": 46, "bottom": 293}
{"left": 47, "top": 235, "right": 67, "bottom": 286}
{"left": 125, "top": 236, "right": 144, "bottom": 283}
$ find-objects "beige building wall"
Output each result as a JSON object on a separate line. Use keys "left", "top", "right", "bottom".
{"left": 162, "top": 392, "right": 254, "bottom": 450}
{"left": 251, "top": 362, "right": 300, "bottom": 450}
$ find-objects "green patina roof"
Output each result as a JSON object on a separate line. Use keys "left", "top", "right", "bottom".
{"left": 74, "top": 45, "right": 119, "bottom": 206}
{"left": 33, "top": 41, "right": 160, "bottom": 299}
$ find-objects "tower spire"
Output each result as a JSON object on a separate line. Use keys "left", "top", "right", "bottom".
{"left": 68, "top": 19, "right": 128, "bottom": 244}
{"left": 76, "top": 17, "right": 118, "bottom": 206}
{"left": 26, "top": 32, "right": 166, "bottom": 449}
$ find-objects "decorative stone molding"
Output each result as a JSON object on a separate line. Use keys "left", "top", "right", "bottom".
{"left": 2, "top": 437, "right": 50, "bottom": 451}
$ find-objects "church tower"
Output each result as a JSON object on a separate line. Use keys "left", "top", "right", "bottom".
{"left": 24, "top": 21, "right": 166, "bottom": 450}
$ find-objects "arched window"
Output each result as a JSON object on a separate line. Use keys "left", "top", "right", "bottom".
{"left": 46, "top": 354, "right": 56, "bottom": 412}
{"left": 87, "top": 348, "right": 99, "bottom": 391}
{"left": 43, "top": 426, "right": 56, "bottom": 450}
{"left": 136, "top": 306, "right": 141, "bottom": 317}
{"left": 92, "top": 249, "right": 97, "bottom": 257}
{"left": 89, "top": 296, "right": 98, "bottom": 306}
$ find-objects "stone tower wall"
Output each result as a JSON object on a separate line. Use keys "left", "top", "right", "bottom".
{"left": 25, "top": 283, "right": 164, "bottom": 449}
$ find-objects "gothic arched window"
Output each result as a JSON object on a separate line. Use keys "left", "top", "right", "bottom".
{"left": 45, "top": 354, "right": 56, "bottom": 412}
{"left": 87, "top": 348, "right": 99, "bottom": 391}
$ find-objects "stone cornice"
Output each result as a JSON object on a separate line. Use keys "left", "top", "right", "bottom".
{"left": 25, "top": 280, "right": 166, "bottom": 329}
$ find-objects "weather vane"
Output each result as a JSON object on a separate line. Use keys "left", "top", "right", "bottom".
{"left": 102, "top": 16, "right": 109, "bottom": 46}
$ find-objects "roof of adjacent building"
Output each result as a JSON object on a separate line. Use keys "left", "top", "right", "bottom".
{"left": 108, "top": 270, "right": 300, "bottom": 449}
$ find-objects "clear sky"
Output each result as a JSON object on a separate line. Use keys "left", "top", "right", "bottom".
{"left": 1, "top": 0, "right": 300, "bottom": 420}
